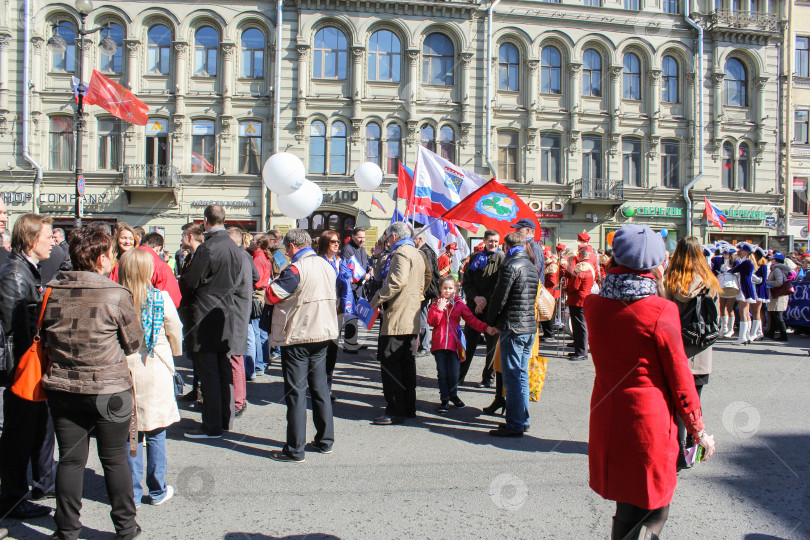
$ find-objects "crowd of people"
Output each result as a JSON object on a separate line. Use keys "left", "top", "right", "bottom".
{"left": 0, "top": 193, "right": 800, "bottom": 538}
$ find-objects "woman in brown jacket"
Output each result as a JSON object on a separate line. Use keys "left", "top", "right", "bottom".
{"left": 41, "top": 226, "right": 144, "bottom": 540}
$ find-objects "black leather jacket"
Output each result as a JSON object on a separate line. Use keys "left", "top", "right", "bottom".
{"left": 486, "top": 250, "right": 539, "bottom": 334}
{"left": 0, "top": 251, "right": 43, "bottom": 365}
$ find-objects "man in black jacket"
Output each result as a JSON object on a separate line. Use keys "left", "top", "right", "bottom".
{"left": 486, "top": 232, "right": 539, "bottom": 437}
{"left": 180, "top": 206, "right": 242, "bottom": 439}
{"left": 413, "top": 233, "right": 439, "bottom": 355}
{"left": 0, "top": 213, "right": 56, "bottom": 518}
{"left": 0, "top": 200, "right": 9, "bottom": 267}
{"left": 459, "top": 229, "right": 504, "bottom": 387}
{"left": 340, "top": 228, "right": 371, "bottom": 353}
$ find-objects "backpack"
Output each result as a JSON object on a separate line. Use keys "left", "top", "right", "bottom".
{"left": 680, "top": 291, "right": 720, "bottom": 357}
{"left": 0, "top": 324, "right": 14, "bottom": 387}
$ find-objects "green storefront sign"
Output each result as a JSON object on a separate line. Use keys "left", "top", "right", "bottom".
{"left": 724, "top": 209, "right": 767, "bottom": 220}
{"left": 622, "top": 206, "right": 683, "bottom": 218}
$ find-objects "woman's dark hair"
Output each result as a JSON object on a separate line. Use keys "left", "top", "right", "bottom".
{"left": 317, "top": 230, "right": 340, "bottom": 256}
{"left": 69, "top": 225, "right": 112, "bottom": 271}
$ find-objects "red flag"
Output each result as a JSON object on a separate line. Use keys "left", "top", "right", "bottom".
{"left": 83, "top": 70, "right": 148, "bottom": 126}
{"left": 440, "top": 179, "right": 542, "bottom": 241}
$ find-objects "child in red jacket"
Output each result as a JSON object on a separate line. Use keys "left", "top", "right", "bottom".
{"left": 427, "top": 275, "right": 497, "bottom": 413}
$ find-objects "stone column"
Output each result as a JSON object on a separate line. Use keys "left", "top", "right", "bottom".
{"left": 609, "top": 66, "right": 623, "bottom": 156}
{"left": 405, "top": 47, "right": 420, "bottom": 115}
{"left": 173, "top": 41, "right": 188, "bottom": 107}
{"left": 221, "top": 42, "right": 235, "bottom": 115}
{"left": 526, "top": 58, "right": 539, "bottom": 151}
{"left": 295, "top": 42, "right": 309, "bottom": 143}
{"left": 351, "top": 46, "right": 364, "bottom": 119}
{"left": 711, "top": 71, "right": 724, "bottom": 158}
{"left": 459, "top": 52, "right": 473, "bottom": 148}
{"left": 648, "top": 69, "right": 662, "bottom": 154}
{"left": 0, "top": 32, "right": 10, "bottom": 112}
{"left": 755, "top": 76, "right": 768, "bottom": 161}
{"left": 567, "top": 63, "right": 582, "bottom": 155}
{"left": 124, "top": 39, "right": 139, "bottom": 92}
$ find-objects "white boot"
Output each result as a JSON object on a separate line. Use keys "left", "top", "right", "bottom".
{"left": 723, "top": 316, "right": 736, "bottom": 338}
{"left": 751, "top": 320, "right": 763, "bottom": 341}
{"left": 733, "top": 321, "right": 751, "bottom": 345}
{"left": 719, "top": 316, "right": 728, "bottom": 336}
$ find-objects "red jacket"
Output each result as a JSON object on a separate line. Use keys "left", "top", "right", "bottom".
{"left": 544, "top": 263, "right": 560, "bottom": 299}
{"left": 252, "top": 249, "right": 272, "bottom": 289}
{"left": 109, "top": 246, "right": 181, "bottom": 308}
{"left": 427, "top": 295, "right": 488, "bottom": 360}
{"left": 564, "top": 261, "right": 595, "bottom": 307}
{"left": 584, "top": 292, "right": 704, "bottom": 509}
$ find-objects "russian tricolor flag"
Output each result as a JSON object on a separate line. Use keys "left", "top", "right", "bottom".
{"left": 345, "top": 254, "right": 366, "bottom": 283}
{"left": 703, "top": 197, "right": 727, "bottom": 230}
{"left": 371, "top": 194, "right": 386, "bottom": 213}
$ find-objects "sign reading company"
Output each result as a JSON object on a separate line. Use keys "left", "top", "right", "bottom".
{"left": 1, "top": 192, "right": 110, "bottom": 206}
{"left": 622, "top": 205, "right": 683, "bottom": 218}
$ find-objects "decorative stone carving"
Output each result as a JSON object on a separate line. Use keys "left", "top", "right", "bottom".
{"left": 351, "top": 46, "right": 365, "bottom": 60}
{"left": 0, "top": 33, "right": 11, "bottom": 51}
{"left": 296, "top": 42, "right": 310, "bottom": 57}
{"left": 568, "top": 130, "right": 580, "bottom": 155}
{"left": 608, "top": 133, "right": 621, "bottom": 156}
{"left": 459, "top": 122, "right": 470, "bottom": 148}
{"left": 0, "top": 112, "right": 8, "bottom": 135}
{"left": 406, "top": 48, "right": 420, "bottom": 64}
{"left": 459, "top": 52, "right": 473, "bottom": 65}
{"left": 124, "top": 124, "right": 135, "bottom": 141}
{"left": 648, "top": 69, "right": 662, "bottom": 82}
{"left": 171, "top": 114, "right": 184, "bottom": 139}
{"left": 568, "top": 62, "right": 582, "bottom": 75}
{"left": 406, "top": 121, "right": 418, "bottom": 146}
{"left": 174, "top": 42, "right": 187, "bottom": 56}
{"left": 755, "top": 140, "right": 766, "bottom": 163}
{"left": 221, "top": 43, "right": 236, "bottom": 60}
{"left": 526, "top": 59, "right": 539, "bottom": 73}
{"left": 125, "top": 39, "right": 139, "bottom": 56}
{"left": 647, "top": 135, "right": 660, "bottom": 159}
{"left": 219, "top": 115, "right": 233, "bottom": 140}
{"left": 350, "top": 118, "right": 363, "bottom": 144}
{"left": 754, "top": 76, "right": 768, "bottom": 89}
{"left": 294, "top": 116, "right": 306, "bottom": 143}
{"left": 526, "top": 127, "right": 538, "bottom": 153}
{"left": 610, "top": 66, "right": 623, "bottom": 80}
{"left": 31, "top": 36, "right": 44, "bottom": 53}
{"left": 712, "top": 72, "right": 724, "bottom": 85}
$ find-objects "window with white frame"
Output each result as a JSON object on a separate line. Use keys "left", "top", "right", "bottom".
{"left": 99, "top": 23, "right": 124, "bottom": 74}
{"left": 50, "top": 116, "right": 74, "bottom": 171}
{"left": 498, "top": 43, "right": 520, "bottom": 91}
{"left": 331, "top": 122, "right": 348, "bottom": 175}
{"left": 422, "top": 33, "right": 454, "bottom": 86}
{"left": 623, "top": 53, "right": 641, "bottom": 100}
{"left": 622, "top": 137, "right": 642, "bottom": 186}
{"left": 238, "top": 121, "right": 262, "bottom": 174}
{"left": 420, "top": 125, "right": 435, "bottom": 153}
{"left": 662, "top": 56, "right": 679, "bottom": 103}
{"left": 663, "top": 0, "right": 679, "bottom": 14}
{"left": 582, "top": 135, "right": 602, "bottom": 179}
{"left": 147, "top": 25, "right": 171, "bottom": 75}
{"left": 797, "top": 37, "right": 810, "bottom": 78}
{"left": 498, "top": 131, "right": 519, "bottom": 181}
{"left": 724, "top": 58, "right": 747, "bottom": 107}
{"left": 541, "top": 46, "right": 561, "bottom": 94}
{"left": 369, "top": 30, "right": 401, "bottom": 82}
{"left": 440, "top": 126, "right": 456, "bottom": 164}
{"left": 386, "top": 124, "right": 401, "bottom": 175}
{"left": 191, "top": 120, "right": 215, "bottom": 173}
{"left": 98, "top": 118, "right": 122, "bottom": 171}
{"left": 52, "top": 21, "right": 76, "bottom": 72}
{"left": 366, "top": 123, "right": 381, "bottom": 166}
{"left": 661, "top": 140, "right": 680, "bottom": 188}
{"left": 795, "top": 110, "right": 809, "bottom": 144}
{"left": 309, "top": 121, "right": 327, "bottom": 174}
{"left": 583, "top": 49, "right": 602, "bottom": 97}
{"left": 241, "top": 29, "right": 265, "bottom": 78}
{"left": 722, "top": 142, "right": 734, "bottom": 189}
{"left": 738, "top": 143, "right": 750, "bottom": 191}
{"left": 313, "top": 27, "right": 348, "bottom": 79}
{"left": 540, "top": 133, "right": 561, "bottom": 184}
{"left": 194, "top": 27, "right": 218, "bottom": 77}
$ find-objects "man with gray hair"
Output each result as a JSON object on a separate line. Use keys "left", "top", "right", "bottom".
{"left": 265, "top": 229, "right": 338, "bottom": 462}
{"left": 370, "top": 222, "right": 430, "bottom": 425}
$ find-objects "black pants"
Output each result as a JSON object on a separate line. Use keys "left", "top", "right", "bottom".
{"left": 612, "top": 502, "right": 669, "bottom": 539}
{"left": 47, "top": 390, "right": 138, "bottom": 540}
{"left": 766, "top": 311, "right": 788, "bottom": 338}
{"left": 459, "top": 325, "right": 498, "bottom": 385}
{"left": 0, "top": 389, "right": 56, "bottom": 507}
{"left": 196, "top": 351, "right": 234, "bottom": 435}
{"left": 677, "top": 382, "right": 704, "bottom": 462}
{"left": 569, "top": 305, "right": 588, "bottom": 356}
{"left": 326, "top": 340, "right": 338, "bottom": 392}
{"left": 378, "top": 334, "right": 417, "bottom": 418}
{"left": 280, "top": 341, "right": 334, "bottom": 459}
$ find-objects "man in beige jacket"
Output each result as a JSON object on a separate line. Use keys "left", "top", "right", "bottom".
{"left": 265, "top": 229, "right": 338, "bottom": 462}
{"left": 370, "top": 222, "right": 429, "bottom": 425}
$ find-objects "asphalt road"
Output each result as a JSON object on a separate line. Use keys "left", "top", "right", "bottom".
{"left": 3, "top": 329, "right": 809, "bottom": 539}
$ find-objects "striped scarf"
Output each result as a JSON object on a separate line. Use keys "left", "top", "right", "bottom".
{"left": 141, "top": 287, "right": 164, "bottom": 356}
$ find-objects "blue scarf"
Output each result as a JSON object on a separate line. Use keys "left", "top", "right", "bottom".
{"left": 380, "top": 237, "right": 416, "bottom": 280}
{"left": 470, "top": 249, "right": 501, "bottom": 272}
{"left": 141, "top": 287, "right": 164, "bottom": 356}
{"left": 323, "top": 254, "right": 340, "bottom": 274}
{"left": 504, "top": 245, "right": 525, "bottom": 261}
{"left": 291, "top": 246, "right": 315, "bottom": 263}
{"left": 599, "top": 273, "right": 657, "bottom": 302}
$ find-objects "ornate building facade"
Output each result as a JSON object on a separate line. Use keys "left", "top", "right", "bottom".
{"left": 0, "top": 0, "right": 788, "bottom": 250}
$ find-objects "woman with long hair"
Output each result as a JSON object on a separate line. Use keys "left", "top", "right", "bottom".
{"left": 317, "top": 230, "right": 354, "bottom": 396}
{"left": 113, "top": 224, "right": 139, "bottom": 262}
{"left": 750, "top": 247, "right": 769, "bottom": 341}
{"left": 717, "top": 245, "right": 738, "bottom": 337}
{"left": 118, "top": 248, "right": 182, "bottom": 508}
{"left": 729, "top": 243, "right": 758, "bottom": 344}
{"left": 664, "top": 236, "right": 721, "bottom": 469}
{"left": 246, "top": 233, "right": 273, "bottom": 378}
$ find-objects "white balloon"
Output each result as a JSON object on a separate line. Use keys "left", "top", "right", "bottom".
{"left": 354, "top": 162, "right": 383, "bottom": 191}
{"left": 276, "top": 180, "right": 323, "bottom": 219}
{"left": 262, "top": 152, "right": 306, "bottom": 195}
{"left": 387, "top": 183, "right": 399, "bottom": 201}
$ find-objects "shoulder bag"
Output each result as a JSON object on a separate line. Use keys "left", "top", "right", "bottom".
{"left": 10, "top": 287, "right": 52, "bottom": 402}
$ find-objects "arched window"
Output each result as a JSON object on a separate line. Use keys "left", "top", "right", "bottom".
{"left": 440, "top": 126, "right": 456, "bottom": 163}
{"left": 662, "top": 56, "right": 679, "bottom": 103}
{"left": 52, "top": 21, "right": 76, "bottom": 72}
{"left": 583, "top": 49, "right": 602, "bottom": 97}
{"left": 722, "top": 142, "right": 734, "bottom": 188}
{"left": 50, "top": 116, "right": 74, "bottom": 170}
{"left": 498, "top": 43, "right": 520, "bottom": 91}
{"left": 423, "top": 33, "right": 454, "bottom": 86}
{"left": 540, "top": 46, "right": 561, "bottom": 94}
{"left": 738, "top": 143, "right": 750, "bottom": 191}
{"left": 194, "top": 26, "right": 218, "bottom": 77}
{"left": 147, "top": 24, "right": 171, "bottom": 75}
{"left": 420, "top": 124, "right": 435, "bottom": 152}
{"left": 366, "top": 123, "right": 381, "bottom": 166}
{"left": 725, "top": 58, "right": 747, "bottom": 107}
{"left": 309, "top": 121, "right": 326, "bottom": 174}
{"left": 331, "top": 121, "right": 347, "bottom": 175}
{"left": 369, "top": 30, "right": 401, "bottom": 82}
{"left": 386, "top": 124, "right": 401, "bottom": 174}
{"left": 623, "top": 53, "right": 641, "bottom": 100}
{"left": 313, "top": 27, "right": 348, "bottom": 79}
{"left": 241, "top": 28, "right": 265, "bottom": 78}
{"left": 99, "top": 23, "right": 124, "bottom": 74}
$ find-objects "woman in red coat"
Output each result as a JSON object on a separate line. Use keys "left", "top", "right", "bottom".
{"left": 584, "top": 225, "right": 716, "bottom": 539}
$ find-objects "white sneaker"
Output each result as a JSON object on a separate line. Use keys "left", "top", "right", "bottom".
{"left": 151, "top": 485, "right": 174, "bottom": 506}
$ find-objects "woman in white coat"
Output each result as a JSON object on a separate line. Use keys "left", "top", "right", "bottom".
{"left": 118, "top": 248, "right": 182, "bottom": 507}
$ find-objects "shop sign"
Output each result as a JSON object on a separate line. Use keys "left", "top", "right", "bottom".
{"left": 239, "top": 122, "right": 261, "bottom": 137}
{"left": 535, "top": 212, "right": 564, "bottom": 219}
{"left": 765, "top": 216, "right": 776, "bottom": 227}
{"left": 621, "top": 205, "right": 683, "bottom": 218}
{"left": 528, "top": 200, "right": 564, "bottom": 219}
{"left": 724, "top": 209, "right": 768, "bottom": 220}
{"left": 191, "top": 121, "right": 215, "bottom": 136}
{"left": 146, "top": 118, "right": 168, "bottom": 135}
{"left": 1, "top": 192, "right": 110, "bottom": 206}
{"left": 322, "top": 190, "right": 359, "bottom": 203}
{"left": 190, "top": 199, "right": 256, "bottom": 208}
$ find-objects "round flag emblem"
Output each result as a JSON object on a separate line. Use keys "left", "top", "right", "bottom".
{"left": 475, "top": 193, "right": 518, "bottom": 222}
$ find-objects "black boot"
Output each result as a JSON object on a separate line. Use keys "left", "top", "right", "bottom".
{"left": 774, "top": 311, "right": 788, "bottom": 341}
{"left": 482, "top": 372, "right": 505, "bottom": 415}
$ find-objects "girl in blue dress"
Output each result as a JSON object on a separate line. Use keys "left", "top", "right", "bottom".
{"left": 729, "top": 243, "right": 757, "bottom": 344}
{"left": 751, "top": 247, "right": 769, "bottom": 341}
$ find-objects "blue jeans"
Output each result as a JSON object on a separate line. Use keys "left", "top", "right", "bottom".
{"left": 245, "top": 318, "right": 269, "bottom": 377}
{"left": 127, "top": 428, "right": 167, "bottom": 503}
{"left": 499, "top": 331, "right": 535, "bottom": 431}
{"left": 433, "top": 349, "right": 460, "bottom": 401}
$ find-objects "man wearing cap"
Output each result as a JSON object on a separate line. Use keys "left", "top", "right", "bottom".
{"left": 437, "top": 243, "right": 457, "bottom": 277}
{"left": 510, "top": 218, "right": 545, "bottom": 284}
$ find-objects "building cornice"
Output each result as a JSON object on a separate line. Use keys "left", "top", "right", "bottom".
{"left": 294, "top": 0, "right": 480, "bottom": 18}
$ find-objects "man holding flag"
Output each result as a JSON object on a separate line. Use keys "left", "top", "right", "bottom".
{"left": 341, "top": 228, "right": 372, "bottom": 353}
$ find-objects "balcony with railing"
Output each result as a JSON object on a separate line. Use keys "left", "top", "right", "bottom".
{"left": 572, "top": 178, "right": 625, "bottom": 203}
{"left": 710, "top": 10, "right": 779, "bottom": 34}
{"left": 122, "top": 165, "right": 179, "bottom": 190}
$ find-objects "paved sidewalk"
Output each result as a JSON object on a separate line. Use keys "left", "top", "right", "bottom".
{"left": 3, "top": 329, "right": 809, "bottom": 539}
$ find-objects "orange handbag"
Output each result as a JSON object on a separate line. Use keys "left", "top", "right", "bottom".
{"left": 10, "top": 287, "right": 52, "bottom": 402}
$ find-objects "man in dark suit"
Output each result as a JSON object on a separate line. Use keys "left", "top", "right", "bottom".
{"left": 179, "top": 206, "right": 242, "bottom": 439}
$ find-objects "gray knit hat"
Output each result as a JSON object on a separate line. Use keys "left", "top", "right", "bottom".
{"left": 612, "top": 224, "right": 666, "bottom": 271}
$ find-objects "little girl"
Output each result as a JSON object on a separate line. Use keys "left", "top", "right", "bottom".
{"left": 427, "top": 275, "right": 496, "bottom": 413}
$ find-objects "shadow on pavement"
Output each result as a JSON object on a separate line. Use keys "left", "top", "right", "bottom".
{"left": 224, "top": 534, "right": 340, "bottom": 540}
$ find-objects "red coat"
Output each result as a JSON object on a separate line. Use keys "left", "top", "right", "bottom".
{"left": 109, "top": 246, "right": 181, "bottom": 308}
{"left": 427, "top": 295, "right": 488, "bottom": 360}
{"left": 564, "top": 261, "right": 595, "bottom": 307}
{"left": 252, "top": 249, "right": 272, "bottom": 289}
{"left": 584, "top": 292, "right": 703, "bottom": 509}
{"left": 544, "top": 263, "right": 560, "bottom": 299}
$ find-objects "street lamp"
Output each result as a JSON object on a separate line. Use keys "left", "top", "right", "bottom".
{"left": 46, "top": 0, "right": 118, "bottom": 228}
